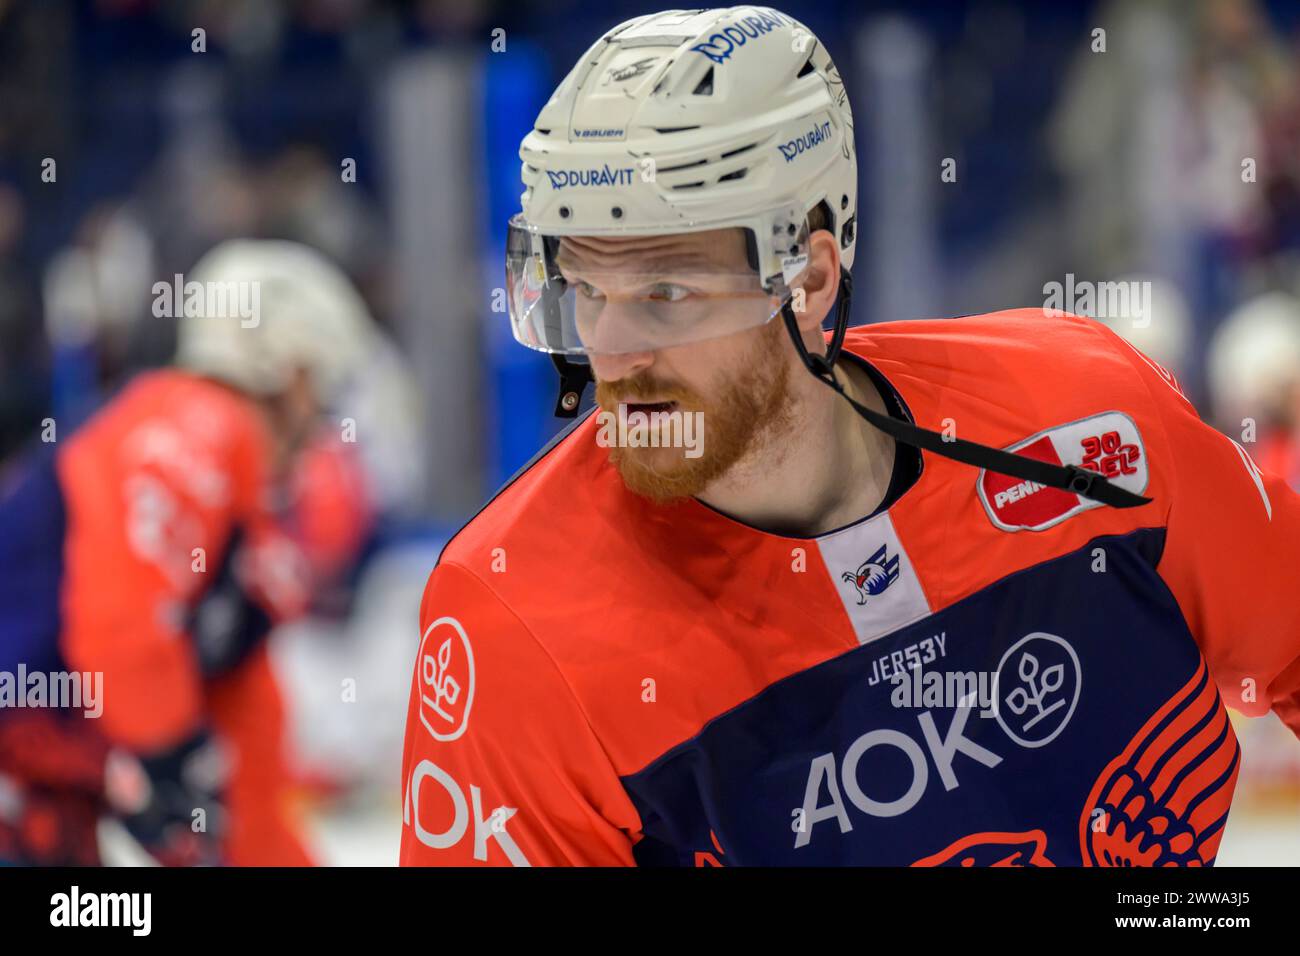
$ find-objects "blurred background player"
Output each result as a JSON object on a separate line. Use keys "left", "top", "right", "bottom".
{"left": 1208, "top": 290, "right": 1300, "bottom": 488}
{"left": 0, "top": 239, "right": 377, "bottom": 865}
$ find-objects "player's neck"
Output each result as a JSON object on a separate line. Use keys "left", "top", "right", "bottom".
{"left": 696, "top": 356, "right": 896, "bottom": 538}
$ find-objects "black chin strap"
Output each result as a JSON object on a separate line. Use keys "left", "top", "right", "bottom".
{"left": 782, "top": 270, "right": 1152, "bottom": 510}
{"left": 551, "top": 353, "right": 592, "bottom": 418}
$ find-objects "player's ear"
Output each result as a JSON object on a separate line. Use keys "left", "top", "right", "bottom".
{"left": 789, "top": 228, "right": 841, "bottom": 335}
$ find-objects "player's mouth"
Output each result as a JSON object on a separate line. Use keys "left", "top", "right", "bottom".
{"left": 622, "top": 400, "right": 678, "bottom": 416}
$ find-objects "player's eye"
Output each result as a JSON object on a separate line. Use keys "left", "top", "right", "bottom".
{"left": 647, "top": 282, "right": 691, "bottom": 303}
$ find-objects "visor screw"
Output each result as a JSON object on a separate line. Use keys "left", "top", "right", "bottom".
{"left": 611, "top": 206, "right": 623, "bottom": 219}
{"left": 560, "top": 391, "right": 579, "bottom": 412}
{"left": 559, "top": 206, "right": 571, "bottom": 219}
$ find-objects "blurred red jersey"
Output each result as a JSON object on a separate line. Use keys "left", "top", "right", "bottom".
{"left": 57, "top": 370, "right": 287, "bottom": 748}
{"left": 0, "top": 369, "right": 312, "bottom": 865}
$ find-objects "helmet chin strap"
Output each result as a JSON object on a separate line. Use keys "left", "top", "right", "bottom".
{"left": 551, "top": 353, "right": 593, "bottom": 418}
{"left": 781, "top": 269, "right": 1152, "bottom": 510}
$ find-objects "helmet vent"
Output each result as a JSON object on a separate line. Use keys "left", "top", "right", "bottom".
{"left": 657, "top": 158, "right": 708, "bottom": 173}
{"left": 796, "top": 57, "right": 815, "bottom": 79}
{"left": 654, "top": 126, "right": 700, "bottom": 134}
{"left": 717, "top": 168, "right": 747, "bottom": 183}
{"left": 670, "top": 181, "right": 706, "bottom": 190}
{"left": 692, "top": 68, "right": 714, "bottom": 96}
{"left": 720, "top": 143, "right": 757, "bottom": 159}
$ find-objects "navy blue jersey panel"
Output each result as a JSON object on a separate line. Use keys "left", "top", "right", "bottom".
{"left": 620, "top": 528, "right": 1233, "bottom": 866}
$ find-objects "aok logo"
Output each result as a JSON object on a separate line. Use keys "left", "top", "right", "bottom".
{"left": 404, "top": 759, "right": 530, "bottom": 866}
{"left": 418, "top": 617, "right": 475, "bottom": 742}
{"left": 795, "top": 697, "right": 1003, "bottom": 848}
{"left": 794, "top": 632, "right": 1082, "bottom": 849}
{"left": 994, "top": 632, "right": 1082, "bottom": 748}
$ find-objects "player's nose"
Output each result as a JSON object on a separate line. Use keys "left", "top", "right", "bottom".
{"left": 590, "top": 347, "right": 654, "bottom": 383}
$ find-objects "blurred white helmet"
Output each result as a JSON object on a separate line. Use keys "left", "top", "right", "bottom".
{"left": 1207, "top": 291, "right": 1300, "bottom": 423}
{"left": 175, "top": 239, "right": 376, "bottom": 401}
{"left": 507, "top": 6, "right": 857, "bottom": 359}
{"left": 1092, "top": 275, "right": 1192, "bottom": 378}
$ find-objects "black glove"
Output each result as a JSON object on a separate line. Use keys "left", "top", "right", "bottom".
{"left": 104, "top": 729, "right": 230, "bottom": 867}
{"left": 186, "top": 527, "right": 275, "bottom": 678}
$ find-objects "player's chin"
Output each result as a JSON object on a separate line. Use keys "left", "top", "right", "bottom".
{"left": 609, "top": 447, "right": 708, "bottom": 504}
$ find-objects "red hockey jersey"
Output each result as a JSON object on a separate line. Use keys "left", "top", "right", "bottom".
{"left": 400, "top": 309, "right": 1300, "bottom": 867}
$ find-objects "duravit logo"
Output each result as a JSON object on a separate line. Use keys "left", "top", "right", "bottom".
{"left": 689, "top": 10, "right": 790, "bottom": 64}
{"left": 546, "top": 165, "right": 636, "bottom": 190}
{"left": 778, "top": 120, "right": 833, "bottom": 162}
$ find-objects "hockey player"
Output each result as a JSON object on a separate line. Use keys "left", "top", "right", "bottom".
{"left": 399, "top": 7, "right": 1300, "bottom": 866}
{"left": 0, "top": 239, "right": 376, "bottom": 865}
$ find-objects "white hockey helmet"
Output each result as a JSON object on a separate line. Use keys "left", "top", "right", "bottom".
{"left": 506, "top": 6, "right": 857, "bottom": 365}
{"left": 175, "top": 239, "right": 376, "bottom": 402}
{"left": 1207, "top": 291, "right": 1300, "bottom": 425}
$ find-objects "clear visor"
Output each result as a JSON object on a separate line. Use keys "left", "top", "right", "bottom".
{"left": 505, "top": 211, "right": 812, "bottom": 356}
